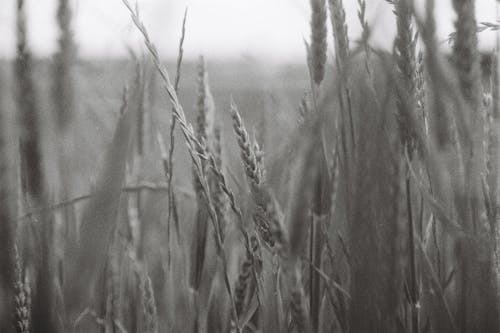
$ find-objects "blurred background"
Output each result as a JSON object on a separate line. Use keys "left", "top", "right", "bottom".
{"left": 0, "top": 0, "right": 499, "bottom": 61}
{"left": 2, "top": 0, "right": 500, "bottom": 219}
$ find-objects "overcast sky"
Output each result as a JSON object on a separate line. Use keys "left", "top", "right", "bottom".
{"left": 0, "top": 0, "right": 498, "bottom": 61}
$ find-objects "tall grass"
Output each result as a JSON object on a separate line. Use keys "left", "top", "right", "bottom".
{"left": 15, "top": 1, "right": 58, "bottom": 332}
{"left": 7, "top": 0, "right": 500, "bottom": 332}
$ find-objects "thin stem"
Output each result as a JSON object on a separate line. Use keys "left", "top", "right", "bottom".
{"left": 121, "top": 2, "right": 242, "bottom": 330}
{"left": 406, "top": 167, "right": 419, "bottom": 333}
{"left": 166, "top": 6, "right": 187, "bottom": 243}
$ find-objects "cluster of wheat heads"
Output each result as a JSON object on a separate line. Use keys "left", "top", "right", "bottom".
{"left": 4, "top": 0, "right": 500, "bottom": 332}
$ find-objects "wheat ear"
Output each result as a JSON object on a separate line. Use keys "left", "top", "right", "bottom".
{"left": 140, "top": 274, "right": 158, "bottom": 333}
{"left": 14, "top": 249, "right": 30, "bottom": 333}
{"left": 121, "top": 2, "right": 242, "bottom": 331}
{"left": 328, "top": 0, "right": 349, "bottom": 71}
{"left": 229, "top": 101, "right": 285, "bottom": 250}
{"left": 309, "top": 0, "right": 328, "bottom": 85}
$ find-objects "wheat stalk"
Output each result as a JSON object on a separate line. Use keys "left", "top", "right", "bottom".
{"left": 190, "top": 55, "right": 215, "bottom": 292}
{"left": 16, "top": 1, "right": 59, "bottom": 331}
{"left": 328, "top": 0, "right": 349, "bottom": 71}
{"left": 140, "top": 274, "right": 158, "bottom": 333}
{"left": 163, "top": 7, "right": 187, "bottom": 257}
{"left": 328, "top": 0, "right": 356, "bottom": 154}
{"left": 195, "top": 56, "right": 215, "bottom": 145}
{"left": 234, "top": 249, "right": 254, "bottom": 317}
{"left": 53, "top": 0, "right": 75, "bottom": 131}
{"left": 451, "top": 1, "right": 500, "bottom": 331}
{"left": 121, "top": 3, "right": 243, "bottom": 330}
{"left": 309, "top": 0, "right": 328, "bottom": 85}
{"left": 212, "top": 126, "right": 227, "bottom": 241}
{"left": 229, "top": 101, "right": 285, "bottom": 250}
{"left": 416, "top": 51, "right": 428, "bottom": 134}
{"left": 392, "top": 2, "right": 420, "bottom": 331}
{"left": 16, "top": 0, "right": 44, "bottom": 205}
{"left": 231, "top": 235, "right": 262, "bottom": 332}
{"left": 14, "top": 249, "right": 30, "bottom": 333}
{"left": 452, "top": 0, "right": 482, "bottom": 111}
{"left": 394, "top": 0, "right": 418, "bottom": 154}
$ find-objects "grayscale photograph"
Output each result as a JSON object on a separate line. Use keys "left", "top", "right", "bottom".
{"left": 0, "top": 0, "right": 499, "bottom": 332}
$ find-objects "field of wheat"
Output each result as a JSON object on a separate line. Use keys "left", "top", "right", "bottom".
{"left": 2, "top": 0, "right": 500, "bottom": 332}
